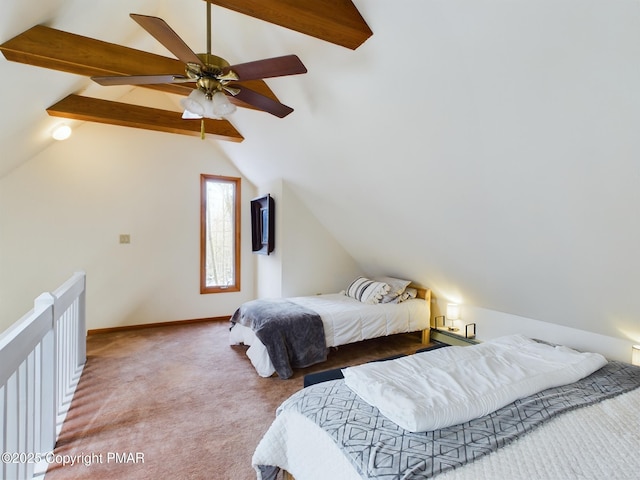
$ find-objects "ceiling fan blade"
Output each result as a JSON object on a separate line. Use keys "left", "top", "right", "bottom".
{"left": 225, "top": 55, "right": 307, "bottom": 81}
{"left": 231, "top": 86, "right": 294, "bottom": 118}
{"left": 130, "top": 13, "right": 203, "bottom": 66}
{"left": 92, "top": 74, "right": 194, "bottom": 86}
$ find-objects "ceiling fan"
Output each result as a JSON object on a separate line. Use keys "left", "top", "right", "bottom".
{"left": 91, "top": 3, "right": 307, "bottom": 120}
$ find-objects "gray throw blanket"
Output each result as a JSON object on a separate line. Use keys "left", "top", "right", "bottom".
{"left": 258, "top": 360, "right": 640, "bottom": 479}
{"left": 230, "top": 298, "right": 327, "bottom": 379}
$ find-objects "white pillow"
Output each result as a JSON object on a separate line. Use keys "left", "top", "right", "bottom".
{"left": 345, "top": 276, "right": 390, "bottom": 304}
{"left": 375, "top": 276, "right": 412, "bottom": 303}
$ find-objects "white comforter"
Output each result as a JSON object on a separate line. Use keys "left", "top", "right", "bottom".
{"left": 342, "top": 334, "right": 607, "bottom": 432}
{"left": 230, "top": 294, "right": 429, "bottom": 377}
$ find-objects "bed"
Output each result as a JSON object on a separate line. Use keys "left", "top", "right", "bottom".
{"left": 252, "top": 335, "right": 640, "bottom": 479}
{"left": 229, "top": 276, "right": 431, "bottom": 379}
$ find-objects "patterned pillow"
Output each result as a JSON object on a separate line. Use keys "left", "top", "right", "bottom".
{"left": 345, "top": 276, "right": 390, "bottom": 304}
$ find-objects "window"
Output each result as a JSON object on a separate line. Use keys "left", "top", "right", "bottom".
{"left": 200, "top": 174, "right": 241, "bottom": 293}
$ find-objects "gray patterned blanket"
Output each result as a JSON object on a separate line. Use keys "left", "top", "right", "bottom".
{"left": 260, "top": 360, "right": 640, "bottom": 478}
{"left": 230, "top": 298, "right": 327, "bottom": 379}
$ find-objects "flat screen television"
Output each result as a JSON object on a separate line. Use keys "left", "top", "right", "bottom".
{"left": 251, "top": 194, "right": 274, "bottom": 255}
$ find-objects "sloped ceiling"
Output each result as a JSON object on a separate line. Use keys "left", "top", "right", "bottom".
{"left": 0, "top": 0, "right": 370, "bottom": 141}
{"left": 1, "top": 0, "right": 639, "bottom": 344}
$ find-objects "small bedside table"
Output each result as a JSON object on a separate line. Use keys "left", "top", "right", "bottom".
{"left": 430, "top": 328, "right": 478, "bottom": 346}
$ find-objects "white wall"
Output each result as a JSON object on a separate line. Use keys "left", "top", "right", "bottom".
{"left": 0, "top": 124, "right": 360, "bottom": 333}
{"left": 254, "top": 179, "right": 361, "bottom": 299}
{"left": 255, "top": 180, "right": 283, "bottom": 299}
{"left": 0, "top": 121, "right": 256, "bottom": 332}
{"left": 219, "top": 0, "right": 640, "bottom": 349}
{"left": 433, "top": 298, "right": 635, "bottom": 363}
{"left": 280, "top": 181, "right": 361, "bottom": 296}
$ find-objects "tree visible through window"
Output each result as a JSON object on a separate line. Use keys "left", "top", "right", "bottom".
{"left": 200, "top": 174, "right": 240, "bottom": 293}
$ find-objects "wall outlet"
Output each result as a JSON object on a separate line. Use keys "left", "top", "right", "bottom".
{"left": 119, "top": 234, "right": 131, "bottom": 244}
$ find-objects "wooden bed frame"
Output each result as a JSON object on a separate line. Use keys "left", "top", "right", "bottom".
{"left": 412, "top": 284, "right": 432, "bottom": 344}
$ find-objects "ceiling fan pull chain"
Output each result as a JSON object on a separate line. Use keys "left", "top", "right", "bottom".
{"left": 201, "top": 119, "right": 205, "bottom": 140}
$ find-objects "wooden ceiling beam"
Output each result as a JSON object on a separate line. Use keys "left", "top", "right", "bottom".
{"left": 47, "top": 95, "right": 244, "bottom": 142}
{"left": 206, "top": 0, "right": 372, "bottom": 50}
{"left": 0, "top": 24, "right": 279, "bottom": 102}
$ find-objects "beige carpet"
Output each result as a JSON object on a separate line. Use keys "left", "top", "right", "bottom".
{"left": 44, "top": 321, "right": 428, "bottom": 480}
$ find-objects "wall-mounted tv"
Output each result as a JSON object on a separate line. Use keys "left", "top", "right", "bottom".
{"left": 251, "top": 194, "right": 274, "bottom": 255}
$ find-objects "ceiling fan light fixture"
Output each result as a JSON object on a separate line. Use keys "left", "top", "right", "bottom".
{"left": 211, "top": 91, "right": 236, "bottom": 117}
{"left": 181, "top": 88, "right": 236, "bottom": 120}
{"left": 180, "top": 89, "right": 208, "bottom": 117}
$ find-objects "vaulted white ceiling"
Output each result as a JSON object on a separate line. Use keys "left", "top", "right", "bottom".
{"left": 2, "top": 0, "right": 639, "bottom": 343}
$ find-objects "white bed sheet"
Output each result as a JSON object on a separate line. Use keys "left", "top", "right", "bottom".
{"left": 229, "top": 294, "right": 429, "bottom": 377}
{"left": 253, "top": 386, "right": 640, "bottom": 480}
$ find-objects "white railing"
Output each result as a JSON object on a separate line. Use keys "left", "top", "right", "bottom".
{"left": 0, "top": 272, "right": 86, "bottom": 480}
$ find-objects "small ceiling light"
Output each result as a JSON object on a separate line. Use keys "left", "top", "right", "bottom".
{"left": 52, "top": 124, "right": 72, "bottom": 141}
